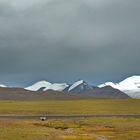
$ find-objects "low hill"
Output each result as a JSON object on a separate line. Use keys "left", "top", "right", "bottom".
{"left": 0, "top": 86, "right": 130, "bottom": 100}
{"left": 85, "top": 86, "right": 130, "bottom": 99}
{"left": 0, "top": 87, "right": 91, "bottom": 100}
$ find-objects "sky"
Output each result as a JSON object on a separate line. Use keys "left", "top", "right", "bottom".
{"left": 0, "top": 0, "right": 140, "bottom": 87}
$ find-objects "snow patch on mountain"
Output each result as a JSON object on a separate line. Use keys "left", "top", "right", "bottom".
{"left": 99, "top": 82, "right": 118, "bottom": 88}
{"left": 44, "top": 83, "right": 69, "bottom": 91}
{"left": 25, "top": 81, "right": 52, "bottom": 91}
{"left": 118, "top": 76, "right": 140, "bottom": 90}
{"left": 67, "top": 80, "right": 93, "bottom": 93}
{"left": 68, "top": 80, "right": 84, "bottom": 91}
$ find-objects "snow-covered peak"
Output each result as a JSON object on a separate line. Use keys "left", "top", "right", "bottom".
{"left": 98, "top": 75, "right": 140, "bottom": 98}
{"left": 68, "top": 80, "right": 85, "bottom": 91}
{"left": 25, "top": 81, "right": 52, "bottom": 91}
{"left": 25, "top": 81, "right": 69, "bottom": 92}
{"left": 0, "top": 84, "right": 7, "bottom": 88}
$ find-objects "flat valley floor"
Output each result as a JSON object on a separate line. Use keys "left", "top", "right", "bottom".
{"left": 0, "top": 99, "right": 140, "bottom": 140}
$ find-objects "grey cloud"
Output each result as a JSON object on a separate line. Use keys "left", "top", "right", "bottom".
{"left": 0, "top": 0, "right": 140, "bottom": 86}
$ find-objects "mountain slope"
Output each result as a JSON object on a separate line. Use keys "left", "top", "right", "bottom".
{"left": 99, "top": 76, "right": 140, "bottom": 98}
{"left": 66, "top": 80, "right": 129, "bottom": 98}
{"left": 67, "top": 80, "right": 93, "bottom": 93}
{"left": 85, "top": 86, "right": 130, "bottom": 99}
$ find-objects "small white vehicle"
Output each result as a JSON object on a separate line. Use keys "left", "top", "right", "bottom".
{"left": 40, "top": 116, "right": 47, "bottom": 121}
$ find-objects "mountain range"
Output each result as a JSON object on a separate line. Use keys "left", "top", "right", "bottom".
{"left": 0, "top": 75, "right": 140, "bottom": 99}
{"left": 24, "top": 79, "right": 130, "bottom": 99}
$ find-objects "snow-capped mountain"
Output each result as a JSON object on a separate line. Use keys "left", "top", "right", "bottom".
{"left": 0, "top": 77, "right": 135, "bottom": 99}
{"left": 99, "top": 76, "right": 140, "bottom": 98}
{"left": 23, "top": 75, "right": 140, "bottom": 98}
{"left": 25, "top": 80, "right": 93, "bottom": 93}
{"left": 25, "top": 81, "right": 69, "bottom": 91}
{"left": 67, "top": 80, "right": 93, "bottom": 93}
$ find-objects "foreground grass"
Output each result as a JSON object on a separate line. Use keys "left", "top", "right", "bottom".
{"left": 0, "top": 117, "right": 140, "bottom": 140}
{"left": 0, "top": 99, "right": 140, "bottom": 115}
{"left": 0, "top": 99, "right": 140, "bottom": 139}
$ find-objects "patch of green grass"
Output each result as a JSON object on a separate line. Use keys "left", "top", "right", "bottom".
{"left": 0, "top": 99, "right": 139, "bottom": 115}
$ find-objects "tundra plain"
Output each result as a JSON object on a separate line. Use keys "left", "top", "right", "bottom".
{"left": 0, "top": 99, "right": 140, "bottom": 140}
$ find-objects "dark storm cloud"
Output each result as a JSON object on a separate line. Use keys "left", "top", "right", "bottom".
{"left": 0, "top": 0, "right": 140, "bottom": 86}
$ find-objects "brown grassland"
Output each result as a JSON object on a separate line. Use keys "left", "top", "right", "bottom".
{"left": 0, "top": 99, "right": 139, "bottom": 115}
{"left": 0, "top": 99, "right": 140, "bottom": 140}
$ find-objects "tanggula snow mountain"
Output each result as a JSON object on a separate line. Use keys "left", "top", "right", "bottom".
{"left": 0, "top": 76, "right": 140, "bottom": 99}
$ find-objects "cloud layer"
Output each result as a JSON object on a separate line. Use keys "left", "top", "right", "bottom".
{"left": 0, "top": 0, "right": 140, "bottom": 86}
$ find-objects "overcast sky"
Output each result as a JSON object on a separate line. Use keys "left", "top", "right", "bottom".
{"left": 0, "top": 0, "right": 140, "bottom": 87}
